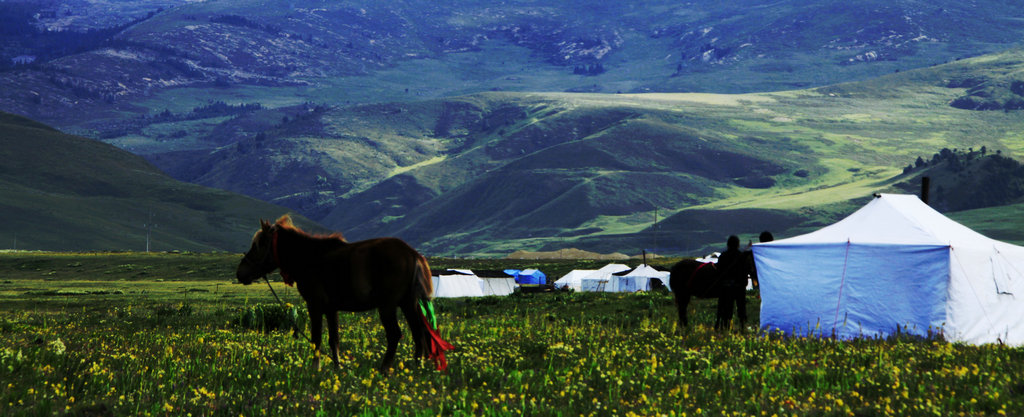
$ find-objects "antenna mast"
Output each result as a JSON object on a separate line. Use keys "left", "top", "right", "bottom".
{"left": 144, "top": 211, "right": 158, "bottom": 253}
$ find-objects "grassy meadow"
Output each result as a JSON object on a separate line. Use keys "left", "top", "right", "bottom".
{"left": 2, "top": 252, "right": 1022, "bottom": 416}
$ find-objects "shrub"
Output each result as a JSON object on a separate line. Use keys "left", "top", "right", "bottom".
{"left": 153, "top": 303, "right": 193, "bottom": 317}
{"left": 236, "top": 303, "right": 306, "bottom": 334}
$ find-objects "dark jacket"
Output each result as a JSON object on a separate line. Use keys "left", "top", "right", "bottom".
{"left": 716, "top": 248, "right": 747, "bottom": 289}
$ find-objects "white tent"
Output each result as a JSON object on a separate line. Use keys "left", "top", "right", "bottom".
{"left": 696, "top": 252, "right": 720, "bottom": 264}
{"left": 554, "top": 270, "right": 595, "bottom": 291}
{"left": 623, "top": 264, "right": 671, "bottom": 291}
{"left": 433, "top": 270, "right": 517, "bottom": 297}
{"left": 481, "top": 278, "right": 518, "bottom": 296}
{"left": 554, "top": 264, "right": 631, "bottom": 291}
{"left": 579, "top": 264, "right": 632, "bottom": 292}
{"left": 607, "top": 275, "right": 645, "bottom": 292}
{"left": 580, "top": 277, "right": 610, "bottom": 292}
{"left": 753, "top": 194, "right": 1024, "bottom": 345}
{"left": 433, "top": 271, "right": 485, "bottom": 298}
{"left": 588, "top": 265, "right": 671, "bottom": 292}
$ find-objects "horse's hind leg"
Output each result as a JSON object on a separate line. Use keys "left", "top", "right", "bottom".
{"left": 308, "top": 309, "right": 323, "bottom": 368}
{"left": 675, "top": 294, "right": 690, "bottom": 330}
{"left": 400, "top": 302, "right": 426, "bottom": 359}
{"left": 378, "top": 307, "right": 403, "bottom": 373}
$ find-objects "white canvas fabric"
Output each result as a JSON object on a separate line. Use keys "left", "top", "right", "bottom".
{"left": 481, "top": 278, "right": 518, "bottom": 296}
{"left": 554, "top": 270, "right": 595, "bottom": 291}
{"left": 625, "top": 264, "right": 671, "bottom": 290}
{"left": 447, "top": 268, "right": 475, "bottom": 275}
{"left": 753, "top": 194, "right": 1024, "bottom": 345}
{"left": 433, "top": 274, "right": 485, "bottom": 298}
{"left": 556, "top": 264, "right": 631, "bottom": 292}
{"left": 611, "top": 275, "right": 645, "bottom": 292}
{"left": 580, "top": 278, "right": 608, "bottom": 292}
{"left": 696, "top": 252, "right": 720, "bottom": 264}
{"left": 578, "top": 264, "right": 632, "bottom": 292}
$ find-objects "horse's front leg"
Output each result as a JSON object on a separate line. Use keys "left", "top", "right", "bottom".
{"left": 378, "top": 307, "right": 403, "bottom": 373}
{"left": 326, "top": 310, "right": 340, "bottom": 368}
{"left": 308, "top": 308, "right": 323, "bottom": 368}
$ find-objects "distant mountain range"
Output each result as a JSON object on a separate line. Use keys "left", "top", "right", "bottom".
{"left": 4, "top": 0, "right": 1024, "bottom": 129}
{"left": 3, "top": 0, "right": 1024, "bottom": 255}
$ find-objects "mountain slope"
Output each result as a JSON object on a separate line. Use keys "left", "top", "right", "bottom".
{"left": 6, "top": 1, "right": 1024, "bottom": 255}
{"left": 0, "top": 112, "right": 315, "bottom": 252}
{"left": 4, "top": 0, "right": 1024, "bottom": 135}
{"left": 142, "top": 48, "right": 1024, "bottom": 255}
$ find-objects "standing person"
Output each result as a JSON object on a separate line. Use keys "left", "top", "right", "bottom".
{"left": 715, "top": 235, "right": 747, "bottom": 330}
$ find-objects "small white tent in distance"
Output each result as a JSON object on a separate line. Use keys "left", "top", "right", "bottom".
{"left": 555, "top": 264, "right": 630, "bottom": 291}
{"left": 753, "top": 194, "right": 1024, "bottom": 345}
{"left": 618, "top": 264, "right": 671, "bottom": 292}
{"left": 554, "top": 270, "right": 593, "bottom": 291}
{"left": 579, "top": 264, "right": 632, "bottom": 292}
{"left": 432, "top": 269, "right": 485, "bottom": 298}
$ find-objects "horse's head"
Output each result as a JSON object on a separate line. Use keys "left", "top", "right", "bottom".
{"left": 236, "top": 219, "right": 278, "bottom": 285}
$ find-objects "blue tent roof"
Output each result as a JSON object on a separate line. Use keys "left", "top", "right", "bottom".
{"left": 511, "top": 269, "right": 546, "bottom": 285}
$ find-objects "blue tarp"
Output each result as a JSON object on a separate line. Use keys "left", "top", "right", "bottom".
{"left": 754, "top": 242, "right": 949, "bottom": 340}
{"left": 510, "top": 269, "right": 546, "bottom": 285}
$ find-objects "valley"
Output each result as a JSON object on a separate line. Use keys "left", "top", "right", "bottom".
{"left": 3, "top": 1, "right": 1024, "bottom": 255}
{"left": 134, "top": 61, "right": 1024, "bottom": 255}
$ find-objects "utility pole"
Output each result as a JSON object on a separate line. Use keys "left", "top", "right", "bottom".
{"left": 652, "top": 207, "right": 658, "bottom": 257}
{"left": 144, "top": 211, "right": 157, "bottom": 253}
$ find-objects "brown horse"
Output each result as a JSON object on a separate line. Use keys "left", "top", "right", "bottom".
{"left": 236, "top": 215, "right": 453, "bottom": 372}
{"left": 669, "top": 251, "right": 756, "bottom": 330}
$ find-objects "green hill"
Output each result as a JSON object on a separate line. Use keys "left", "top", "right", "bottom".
{"left": 0, "top": 112, "right": 316, "bottom": 252}
{"left": 138, "top": 49, "right": 1024, "bottom": 255}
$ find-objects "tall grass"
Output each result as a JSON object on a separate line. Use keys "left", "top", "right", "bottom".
{"left": 1, "top": 259, "right": 1021, "bottom": 416}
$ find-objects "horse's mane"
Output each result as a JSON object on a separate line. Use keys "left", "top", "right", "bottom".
{"left": 275, "top": 214, "right": 347, "bottom": 243}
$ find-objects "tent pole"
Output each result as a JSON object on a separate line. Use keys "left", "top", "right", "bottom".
{"left": 921, "top": 176, "right": 930, "bottom": 205}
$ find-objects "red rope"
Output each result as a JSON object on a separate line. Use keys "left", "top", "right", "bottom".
{"left": 421, "top": 314, "right": 454, "bottom": 371}
{"left": 832, "top": 240, "right": 851, "bottom": 332}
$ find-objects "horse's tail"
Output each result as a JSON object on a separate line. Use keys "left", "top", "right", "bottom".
{"left": 415, "top": 254, "right": 434, "bottom": 301}
{"left": 413, "top": 254, "right": 454, "bottom": 371}
{"left": 414, "top": 255, "right": 438, "bottom": 330}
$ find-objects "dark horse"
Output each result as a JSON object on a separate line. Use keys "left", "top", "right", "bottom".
{"left": 236, "top": 215, "right": 453, "bottom": 372}
{"left": 669, "top": 251, "right": 756, "bottom": 330}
